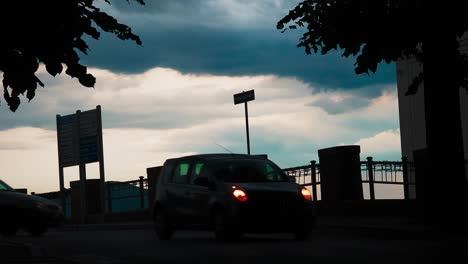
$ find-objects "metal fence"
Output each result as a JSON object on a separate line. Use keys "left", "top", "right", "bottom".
{"left": 282, "top": 157, "right": 416, "bottom": 201}
{"left": 360, "top": 157, "right": 414, "bottom": 200}
{"left": 34, "top": 158, "right": 467, "bottom": 217}
{"left": 283, "top": 161, "right": 321, "bottom": 201}
{"left": 106, "top": 176, "right": 149, "bottom": 213}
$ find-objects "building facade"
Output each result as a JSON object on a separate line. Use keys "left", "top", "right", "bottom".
{"left": 396, "top": 34, "right": 468, "bottom": 198}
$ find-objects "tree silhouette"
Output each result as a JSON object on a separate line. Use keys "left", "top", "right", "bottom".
{"left": 278, "top": 1, "right": 468, "bottom": 229}
{"left": 0, "top": 0, "right": 144, "bottom": 112}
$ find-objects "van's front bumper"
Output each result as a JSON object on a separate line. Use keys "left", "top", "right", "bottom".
{"left": 227, "top": 199, "right": 316, "bottom": 233}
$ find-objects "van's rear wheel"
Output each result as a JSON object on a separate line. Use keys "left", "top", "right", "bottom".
{"left": 154, "top": 209, "right": 173, "bottom": 240}
{"left": 0, "top": 215, "right": 19, "bottom": 237}
{"left": 27, "top": 223, "right": 48, "bottom": 237}
{"left": 0, "top": 225, "right": 19, "bottom": 237}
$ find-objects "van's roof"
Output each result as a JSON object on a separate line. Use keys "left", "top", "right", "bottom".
{"left": 165, "top": 153, "right": 268, "bottom": 162}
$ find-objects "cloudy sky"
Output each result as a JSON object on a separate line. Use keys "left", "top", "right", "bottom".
{"left": 0, "top": 0, "right": 402, "bottom": 197}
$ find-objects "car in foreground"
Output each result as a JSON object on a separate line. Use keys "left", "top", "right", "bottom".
{"left": 0, "top": 179, "right": 65, "bottom": 236}
{"left": 152, "top": 153, "right": 316, "bottom": 241}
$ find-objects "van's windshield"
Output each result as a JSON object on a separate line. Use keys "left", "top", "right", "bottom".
{"left": 211, "top": 159, "right": 288, "bottom": 183}
{"left": 0, "top": 179, "right": 14, "bottom": 191}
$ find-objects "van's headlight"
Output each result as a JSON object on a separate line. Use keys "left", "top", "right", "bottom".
{"left": 231, "top": 185, "right": 248, "bottom": 202}
{"left": 301, "top": 187, "right": 312, "bottom": 201}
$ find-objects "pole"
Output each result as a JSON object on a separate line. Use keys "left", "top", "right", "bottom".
{"left": 59, "top": 166, "right": 66, "bottom": 214}
{"left": 366, "top": 157, "right": 375, "bottom": 200}
{"left": 310, "top": 160, "right": 318, "bottom": 201}
{"left": 402, "top": 157, "right": 409, "bottom": 200}
{"left": 77, "top": 110, "right": 87, "bottom": 224}
{"left": 56, "top": 115, "right": 66, "bottom": 214}
{"left": 139, "top": 176, "right": 145, "bottom": 209}
{"left": 244, "top": 102, "right": 250, "bottom": 155}
{"left": 79, "top": 163, "right": 87, "bottom": 224}
{"left": 96, "top": 105, "right": 106, "bottom": 214}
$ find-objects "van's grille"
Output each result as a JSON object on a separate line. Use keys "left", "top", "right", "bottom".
{"left": 245, "top": 191, "right": 301, "bottom": 213}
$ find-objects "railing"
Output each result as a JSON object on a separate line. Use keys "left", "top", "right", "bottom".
{"left": 283, "top": 161, "right": 320, "bottom": 201}
{"left": 361, "top": 159, "right": 404, "bottom": 184}
{"left": 361, "top": 157, "right": 413, "bottom": 200}
{"left": 283, "top": 163, "right": 321, "bottom": 186}
{"left": 33, "top": 158, "right": 466, "bottom": 217}
{"left": 283, "top": 157, "right": 415, "bottom": 201}
{"left": 106, "top": 176, "right": 149, "bottom": 213}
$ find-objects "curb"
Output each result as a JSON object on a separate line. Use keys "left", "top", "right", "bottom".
{"left": 315, "top": 216, "right": 431, "bottom": 233}
{"left": 0, "top": 239, "right": 46, "bottom": 258}
{"left": 53, "top": 221, "right": 153, "bottom": 232}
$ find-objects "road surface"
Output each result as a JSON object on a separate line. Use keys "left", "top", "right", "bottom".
{"left": 3, "top": 220, "right": 467, "bottom": 264}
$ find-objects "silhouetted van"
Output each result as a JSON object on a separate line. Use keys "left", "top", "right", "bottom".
{"left": 0, "top": 179, "right": 65, "bottom": 236}
{"left": 152, "top": 154, "right": 316, "bottom": 241}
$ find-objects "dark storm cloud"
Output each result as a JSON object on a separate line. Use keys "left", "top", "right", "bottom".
{"left": 0, "top": 1, "right": 397, "bottom": 129}
{"left": 110, "top": 0, "right": 205, "bottom": 14}
{"left": 79, "top": 0, "right": 396, "bottom": 89}
{"left": 309, "top": 96, "right": 371, "bottom": 115}
{"left": 307, "top": 85, "right": 393, "bottom": 115}
{"left": 81, "top": 25, "right": 395, "bottom": 89}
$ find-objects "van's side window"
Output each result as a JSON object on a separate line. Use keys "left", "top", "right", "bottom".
{"left": 264, "top": 163, "right": 282, "bottom": 181}
{"left": 172, "top": 162, "right": 190, "bottom": 184}
{"left": 190, "top": 162, "right": 206, "bottom": 185}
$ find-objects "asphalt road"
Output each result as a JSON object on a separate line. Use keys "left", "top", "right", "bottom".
{"left": 3, "top": 222, "right": 468, "bottom": 264}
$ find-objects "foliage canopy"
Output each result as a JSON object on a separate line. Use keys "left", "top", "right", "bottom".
{"left": 277, "top": 0, "right": 468, "bottom": 95}
{"left": 0, "top": 0, "right": 144, "bottom": 111}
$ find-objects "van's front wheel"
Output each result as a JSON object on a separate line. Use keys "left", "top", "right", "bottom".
{"left": 292, "top": 216, "right": 316, "bottom": 240}
{"left": 213, "top": 210, "right": 241, "bottom": 241}
{"left": 154, "top": 209, "right": 173, "bottom": 240}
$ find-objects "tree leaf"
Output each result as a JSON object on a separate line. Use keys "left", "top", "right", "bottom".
{"left": 45, "top": 62, "right": 63, "bottom": 77}
{"left": 4, "top": 89, "right": 20, "bottom": 112}
{"left": 65, "top": 63, "right": 87, "bottom": 79}
{"left": 27, "top": 88, "right": 36, "bottom": 102}
{"left": 79, "top": 73, "right": 96, "bottom": 88}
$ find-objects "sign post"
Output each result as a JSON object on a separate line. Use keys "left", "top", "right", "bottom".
{"left": 56, "top": 106, "right": 105, "bottom": 224}
{"left": 234, "top": 90, "right": 255, "bottom": 155}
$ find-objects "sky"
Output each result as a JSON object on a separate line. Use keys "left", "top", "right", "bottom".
{"left": 0, "top": 0, "right": 403, "bottom": 197}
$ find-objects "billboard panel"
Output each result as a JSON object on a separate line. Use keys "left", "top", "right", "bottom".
{"left": 57, "top": 107, "right": 102, "bottom": 167}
